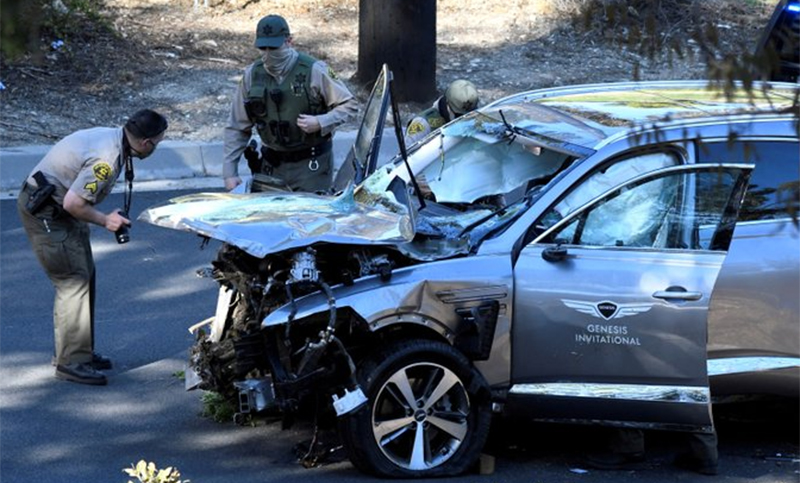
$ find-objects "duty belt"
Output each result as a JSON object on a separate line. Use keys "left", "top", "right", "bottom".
{"left": 21, "top": 180, "right": 63, "bottom": 218}
{"left": 264, "top": 139, "right": 332, "bottom": 164}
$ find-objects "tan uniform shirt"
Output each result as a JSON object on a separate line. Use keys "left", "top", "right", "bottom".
{"left": 404, "top": 98, "right": 450, "bottom": 146}
{"left": 222, "top": 56, "right": 358, "bottom": 179}
{"left": 27, "top": 127, "right": 125, "bottom": 207}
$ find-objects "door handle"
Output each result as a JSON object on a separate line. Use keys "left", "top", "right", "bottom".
{"left": 652, "top": 288, "right": 703, "bottom": 301}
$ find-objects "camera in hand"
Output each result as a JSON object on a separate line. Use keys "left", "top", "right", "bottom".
{"left": 115, "top": 211, "right": 131, "bottom": 244}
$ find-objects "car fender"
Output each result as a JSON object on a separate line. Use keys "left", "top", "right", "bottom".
{"left": 263, "top": 271, "right": 463, "bottom": 341}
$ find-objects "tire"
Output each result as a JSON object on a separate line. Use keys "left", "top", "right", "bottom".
{"left": 339, "top": 339, "right": 492, "bottom": 478}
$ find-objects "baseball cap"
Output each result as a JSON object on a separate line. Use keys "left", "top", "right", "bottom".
{"left": 255, "top": 15, "right": 290, "bottom": 49}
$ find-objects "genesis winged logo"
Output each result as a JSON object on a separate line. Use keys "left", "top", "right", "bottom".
{"left": 562, "top": 299, "right": 652, "bottom": 320}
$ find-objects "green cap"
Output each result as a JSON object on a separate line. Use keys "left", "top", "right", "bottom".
{"left": 255, "top": 15, "right": 290, "bottom": 49}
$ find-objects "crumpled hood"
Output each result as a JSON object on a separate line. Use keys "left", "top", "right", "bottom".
{"left": 139, "top": 186, "right": 415, "bottom": 258}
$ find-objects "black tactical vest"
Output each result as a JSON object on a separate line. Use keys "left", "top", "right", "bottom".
{"left": 245, "top": 53, "right": 329, "bottom": 151}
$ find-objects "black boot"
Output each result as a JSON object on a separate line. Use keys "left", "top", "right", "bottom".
{"left": 55, "top": 363, "right": 108, "bottom": 386}
{"left": 90, "top": 352, "right": 113, "bottom": 370}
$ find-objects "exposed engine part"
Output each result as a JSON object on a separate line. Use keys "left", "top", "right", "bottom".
{"left": 234, "top": 377, "right": 276, "bottom": 414}
{"left": 349, "top": 250, "right": 394, "bottom": 281}
{"left": 332, "top": 386, "right": 368, "bottom": 416}
{"left": 188, "top": 243, "right": 413, "bottom": 406}
{"left": 285, "top": 279, "right": 336, "bottom": 341}
{"left": 290, "top": 248, "right": 320, "bottom": 284}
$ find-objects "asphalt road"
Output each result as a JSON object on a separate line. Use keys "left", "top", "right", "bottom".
{"left": 1, "top": 189, "right": 798, "bottom": 483}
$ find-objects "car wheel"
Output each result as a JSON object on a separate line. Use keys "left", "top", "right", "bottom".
{"left": 339, "top": 339, "right": 491, "bottom": 477}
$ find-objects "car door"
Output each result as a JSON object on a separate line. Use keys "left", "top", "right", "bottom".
{"left": 509, "top": 163, "right": 750, "bottom": 430}
{"left": 704, "top": 140, "right": 800, "bottom": 397}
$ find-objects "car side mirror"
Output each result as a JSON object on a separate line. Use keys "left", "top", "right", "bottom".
{"left": 542, "top": 244, "right": 568, "bottom": 263}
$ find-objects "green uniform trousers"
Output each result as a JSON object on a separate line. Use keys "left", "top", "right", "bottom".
{"left": 265, "top": 150, "right": 333, "bottom": 193}
{"left": 17, "top": 190, "right": 96, "bottom": 366}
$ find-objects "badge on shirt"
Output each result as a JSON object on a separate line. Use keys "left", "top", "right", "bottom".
{"left": 429, "top": 118, "right": 445, "bottom": 129}
{"left": 93, "top": 162, "right": 113, "bottom": 182}
{"left": 292, "top": 73, "right": 307, "bottom": 96}
{"left": 84, "top": 181, "right": 98, "bottom": 194}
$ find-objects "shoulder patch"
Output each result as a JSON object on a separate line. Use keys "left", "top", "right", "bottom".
{"left": 327, "top": 66, "right": 338, "bottom": 80}
{"left": 93, "top": 163, "right": 112, "bottom": 182}
{"left": 84, "top": 181, "right": 98, "bottom": 195}
{"left": 407, "top": 119, "right": 427, "bottom": 136}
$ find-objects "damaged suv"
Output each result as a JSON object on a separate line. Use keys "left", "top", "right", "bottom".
{"left": 141, "top": 66, "right": 800, "bottom": 477}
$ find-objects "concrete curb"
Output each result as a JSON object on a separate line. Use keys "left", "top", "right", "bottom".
{"left": 0, "top": 130, "right": 399, "bottom": 193}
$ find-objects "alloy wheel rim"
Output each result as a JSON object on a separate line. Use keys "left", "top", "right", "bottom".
{"left": 371, "top": 362, "right": 470, "bottom": 471}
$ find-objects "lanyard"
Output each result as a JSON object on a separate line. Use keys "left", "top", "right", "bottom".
{"left": 121, "top": 134, "right": 135, "bottom": 216}
{"left": 123, "top": 154, "right": 134, "bottom": 215}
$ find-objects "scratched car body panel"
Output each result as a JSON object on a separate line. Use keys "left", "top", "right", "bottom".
{"left": 142, "top": 67, "right": 799, "bottom": 477}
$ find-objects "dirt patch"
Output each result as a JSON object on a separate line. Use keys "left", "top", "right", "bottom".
{"left": 0, "top": 0, "right": 774, "bottom": 148}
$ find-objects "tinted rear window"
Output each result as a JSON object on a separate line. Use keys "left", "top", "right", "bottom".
{"left": 699, "top": 140, "right": 799, "bottom": 221}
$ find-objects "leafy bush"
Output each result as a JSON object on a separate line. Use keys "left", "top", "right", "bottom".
{"left": 123, "top": 460, "right": 189, "bottom": 483}
{"left": 200, "top": 391, "right": 236, "bottom": 423}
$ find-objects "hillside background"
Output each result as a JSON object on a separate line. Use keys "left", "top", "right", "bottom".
{"left": 0, "top": 0, "right": 775, "bottom": 147}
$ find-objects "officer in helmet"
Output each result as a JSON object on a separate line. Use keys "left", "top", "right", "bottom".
{"left": 404, "top": 79, "right": 479, "bottom": 146}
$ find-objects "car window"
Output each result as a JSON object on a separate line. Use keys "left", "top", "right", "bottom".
{"left": 699, "top": 140, "right": 800, "bottom": 222}
{"left": 410, "top": 131, "right": 569, "bottom": 205}
{"left": 536, "top": 150, "right": 680, "bottom": 233}
{"left": 547, "top": 168, "right": 744, "bottom": 250}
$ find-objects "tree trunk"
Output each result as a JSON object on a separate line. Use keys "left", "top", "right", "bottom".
{"left": 356, "top": 0, "right": 437, "bottom": 103}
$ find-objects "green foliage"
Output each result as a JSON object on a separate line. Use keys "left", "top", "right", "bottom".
{"left": 123, "top": 460, "right": 189, "bottom": 483}
{"left": 200, "top": 391, "right": 236, "bottom": 423}
{"left": 172, "top": 370, "right": 186, "bottom": 381}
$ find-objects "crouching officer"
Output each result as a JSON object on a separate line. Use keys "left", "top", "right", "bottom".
{"left": 17, "top": 109, "right": 167, "bottom": 386}
{"left": 223, "top": 14, "right": 358, "bottom": 193}
{"left": 404, "top": 79, "right": 480, "bottom": 146}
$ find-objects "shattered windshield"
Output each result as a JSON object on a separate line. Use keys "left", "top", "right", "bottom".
{"left": 388, "top": 111, "right": 571, "bottom": 205}
{"left": 353, "top": 109, "right": 577, "bottom": 259}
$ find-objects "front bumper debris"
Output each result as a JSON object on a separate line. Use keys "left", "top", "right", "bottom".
{"left": 234, "top": 377, "right": 276, "bottom": 414}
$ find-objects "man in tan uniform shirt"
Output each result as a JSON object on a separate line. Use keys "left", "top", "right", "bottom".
{"left": 222, "top": 14, "right": 357, "bottom": 192}
{"left": 17, "top": 109, "right": 167, "bottom": 385}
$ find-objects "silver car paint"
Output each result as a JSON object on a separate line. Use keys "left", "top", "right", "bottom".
{"left": 141, "top": 81, "right": 799, "bottom": 433}
{"left": 263, "top": 253, "right": 516, "bottom": 387}
{"left": 478, "top": 117, "right": 798, "bottom": 258}
{"left": 139, "top": 185, "right": 414, "bottom": 259}
{"left": 708, "top": 220, "right": 799, "bottom": 357}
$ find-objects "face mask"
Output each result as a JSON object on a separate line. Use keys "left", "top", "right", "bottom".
{"left": 261, "top": 45, "right": 297, "bottom": 78}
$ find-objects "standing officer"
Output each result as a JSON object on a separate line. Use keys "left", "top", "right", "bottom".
{"left": 223, "top": 14, "right": 358, "bottom": 192}
{"left": 404, "top": 79, "right": 480, "bottom": 146}
{"left": 17, "top": 109, "right": 168, "bottom": 386}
